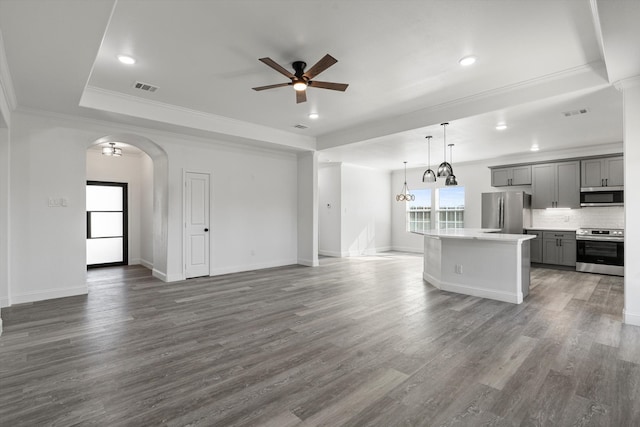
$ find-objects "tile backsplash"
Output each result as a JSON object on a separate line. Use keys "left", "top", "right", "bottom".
{"left": 532, "top": 206, "right": 624, "bottom": 229}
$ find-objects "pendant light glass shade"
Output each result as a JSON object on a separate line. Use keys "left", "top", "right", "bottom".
{"left": 445, "top": 144, "right": 458, "bottom": 186}
{"left": 422, "top": 135, "right": 436, "bottom": 183}
{"left": 396, "top": 161, "right": 415, "bottom": 201}
{"left": 437, "top": 122, "right": 453, "bottom": 177}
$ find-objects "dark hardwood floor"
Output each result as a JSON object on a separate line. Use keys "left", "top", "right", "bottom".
{"left": 1, "top": 253, "right": 638, "bottom": 426}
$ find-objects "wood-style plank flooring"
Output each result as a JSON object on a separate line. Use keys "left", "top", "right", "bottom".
{"left": 1, "top": 253, "right": 639, "bottom": 426}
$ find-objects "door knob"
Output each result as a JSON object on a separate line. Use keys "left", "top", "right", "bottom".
{"left": 204, "top": 228, "right": 209, "bottom": 232}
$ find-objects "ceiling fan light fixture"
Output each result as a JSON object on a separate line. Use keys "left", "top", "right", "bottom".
{"left": 253, "top": 54, "right": 347, "bottom": 103}
{"left": 293, "top": 80, "right": 308, "bottom": 91}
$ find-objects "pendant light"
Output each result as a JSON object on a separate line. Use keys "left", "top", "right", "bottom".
{"left": 396, "top": 161, "right": 415, "bottom": 201}
{"left": 445, "top": 144, "right": 458, "bottom": 186}
{"left": 102, "top": 142, "right": 122, "bottom": 157}
{"left": 437, "top": 122, "right": 453, "bottom": 177}
{"left": 422, "top": 135, "right": 436, "bottom": 183}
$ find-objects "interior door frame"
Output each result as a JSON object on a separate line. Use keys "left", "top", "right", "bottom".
{"left": 183, "top": 170, "right": 211, "bottom": 279}
{"left": 86, "top": 180, "right": 129, "bottom": 269}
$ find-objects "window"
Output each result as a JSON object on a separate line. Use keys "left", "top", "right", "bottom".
{"left": 436, "top": 187, "right": 465, "bottom": 229}
{"left": 407, "top": 189, "right": 432, "bottom": 232}
{"left": 405, "top": 187, "right": 465, "bottom": 231}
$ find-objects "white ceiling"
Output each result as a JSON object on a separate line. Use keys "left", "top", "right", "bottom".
{"left": 1, "top": 0, "right": 638, "bottom": 170}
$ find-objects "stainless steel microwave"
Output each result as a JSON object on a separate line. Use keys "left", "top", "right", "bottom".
{"left": 580, "top": 186, "right": 624, "bottom": 207}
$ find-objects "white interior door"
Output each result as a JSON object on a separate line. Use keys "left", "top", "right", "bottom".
{"left": 185, "top": 172, "right": 210, "bottom": 278}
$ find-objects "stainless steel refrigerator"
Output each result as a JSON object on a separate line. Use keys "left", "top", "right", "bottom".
{"left": 481, "top": 191, "right": 532, "bottom": 234}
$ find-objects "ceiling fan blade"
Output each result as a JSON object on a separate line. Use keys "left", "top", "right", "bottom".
{"left": 303, "top": 54, "right": 338, "bottom": 80}
{"left": 296, "top": 90, "right": 307, "bottom": 104}
{"left": 252, "top": 82, "right": 291, "bottom": 91}
{"left": 308, "top": 81, "right": 349, "bottom": 91}
{"left": 258, "top": 57, "right": 294, "bottom": 78}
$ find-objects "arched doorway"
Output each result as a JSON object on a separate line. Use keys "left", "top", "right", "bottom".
{"left": 86, "top": 134, "right": 169, "bottom": 280}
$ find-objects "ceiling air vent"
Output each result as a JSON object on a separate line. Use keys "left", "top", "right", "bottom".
{"left": 133, "top": 81, "right": 159, "bottom": 93}
{"left": 562, "top": 108, "right": 589, "bottom": 117}
{"left": 293, "top": 124, "right": 309, "bottom": 130}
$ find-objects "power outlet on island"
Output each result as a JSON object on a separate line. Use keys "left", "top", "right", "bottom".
{"left": 454, "top": 264, "right": 463, "bottom": 274}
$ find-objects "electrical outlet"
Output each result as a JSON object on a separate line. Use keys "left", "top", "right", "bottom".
{"left": 455, "top": 264, "right": 463, "bottom": 274}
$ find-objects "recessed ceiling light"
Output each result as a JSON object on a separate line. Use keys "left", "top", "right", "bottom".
{"left": 308, "top": 113, "right": 319, "bottom": 119}
{"left": 459, "top": 55, "right": 477, "bottom": 66}
{"left": 495, "top": 123, "right": 507, "bottom": 131}
{"left": 530, "top": 145, "right": 540, "bottom": 152}
{"left": 117, "top": 54, "right": 136, "bottom": 65}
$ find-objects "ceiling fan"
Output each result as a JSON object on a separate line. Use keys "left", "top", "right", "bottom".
{"left": 252, "top": 54, "right": 349, "bottom": 104}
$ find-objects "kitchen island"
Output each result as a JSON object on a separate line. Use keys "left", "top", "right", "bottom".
{"left": 421, "top": 228, "right": 536, "bottom": 304}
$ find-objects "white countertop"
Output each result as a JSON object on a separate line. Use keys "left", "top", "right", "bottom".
{"left": 420, "top": 228, "right": 536, "bottom": 242}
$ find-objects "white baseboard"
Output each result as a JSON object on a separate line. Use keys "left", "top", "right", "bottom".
{"left": 139, "top": 258, "right": 153, "bottom": 270}
{"left": 423, "top": 271, "right": 441, "bottom": 289}
{"left": 318, "top": 250, "right": 344, "bottom": 257}
{"left": 152, "top": 269, "right": 168, "bottom": 282}
{"left": 391, "top": 245, "right": 424, "bottom": 254}
{"left": 0, "top": 296, "right": 8, "bottom": 308}
{"left": 423, "top": 272, "right": 521, "bottom": 304}
{"left": 210, "top": 258, "right": 300, "bottom": 276}
{"left": 298, "top": 258, "right": 319, "bottom": 267}
{"left": 442, "top": 282, "right": 522, "bottom": 304}
{"left": 10, "top": 286, "right": 88, "bottom": 305}
{"left": 165, "top": 273, "right": 184, "bottom": 282}
{"left": 624, "top": 309, "right": 640, "bottom": 326}
{"left": 320, "top": 246, "right": 395, "bottom": 258}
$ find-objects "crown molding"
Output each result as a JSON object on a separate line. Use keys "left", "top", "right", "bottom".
{"left": 318, "top": 61, "right": 610, "bottom": 150}
{"left": 13, "top": 106, "right": 299, "bottom": 159}
{"left": 614, "top": 75, "right": 640, "bottom": 91}
{"left": 80, "top": 85, "right": 316, "bottom": 152}
{"left": 391, "top": 141, "right": 623, "bottom": 173}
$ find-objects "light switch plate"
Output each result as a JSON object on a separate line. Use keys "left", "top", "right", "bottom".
{"left": 48, "top": 197, "right": 68, "bottom": 207}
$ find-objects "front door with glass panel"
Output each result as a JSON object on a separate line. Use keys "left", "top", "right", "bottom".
{"left": 86, "top": 181, "right": 128, "bottom": 268}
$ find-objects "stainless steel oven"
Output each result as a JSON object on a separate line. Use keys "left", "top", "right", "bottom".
{"left": 576, "top": 228, "right": 624, "bottom": 276}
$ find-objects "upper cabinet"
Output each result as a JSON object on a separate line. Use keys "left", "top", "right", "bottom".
{"left": 491, "top": 165, "right": 532, "bottom": 187}
{"left": 532, "top": 161, "right": 580, "bottom": 209}
{"left": 581, "top": 156, "right": 624, "bottom": 188}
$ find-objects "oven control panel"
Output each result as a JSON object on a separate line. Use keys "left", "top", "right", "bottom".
{"left": 576, "top": 228, "right": 624, "bottom": 239}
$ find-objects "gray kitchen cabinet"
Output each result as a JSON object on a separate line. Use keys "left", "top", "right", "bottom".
{"left": 581, "top": 156, "right": 623, "bottom": 188}
{"left": 532, "top": 161, "right": 580, "bottom": 209}
{"left": 526, "top": 230, "right": 543, "bottom": 263}
{"left": 491, "top": 165, "right": 532, "bottom": 187}
{"left": 542, "top": 231, "right": 576, "bottom": 267}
